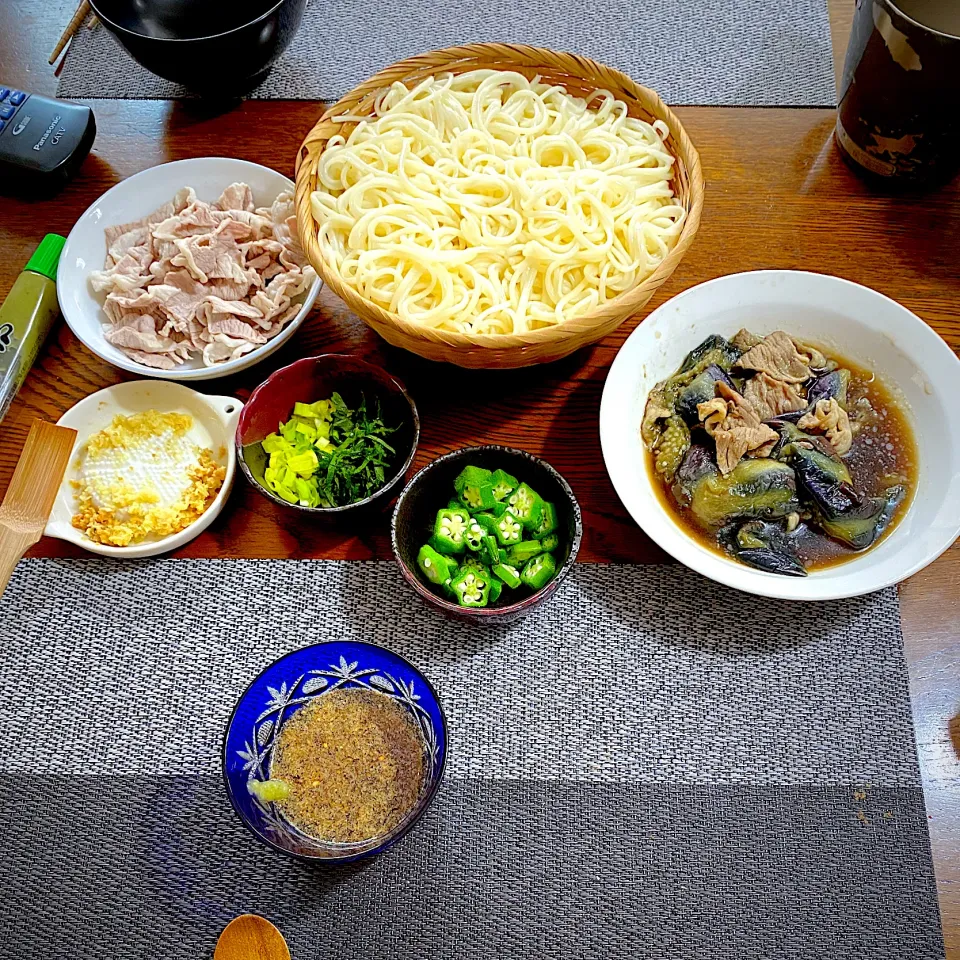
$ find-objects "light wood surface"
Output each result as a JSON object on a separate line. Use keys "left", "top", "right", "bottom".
{"left": 0, "top": 419, "right": 76, "bottom": 594}
{"left": 0, "top": 2, "right": 957, "bottom": 956}
{"left": 214, "top": 914, "right": 290, "bottom": 960}
{"left": 830, "top": 0, "right": 855, "bottom": 89}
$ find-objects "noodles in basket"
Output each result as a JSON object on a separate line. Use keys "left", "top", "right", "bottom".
{"left": 310, "top": 70, "right": 686, "bottom": 335}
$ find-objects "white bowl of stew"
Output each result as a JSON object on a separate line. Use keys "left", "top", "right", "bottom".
{"left": 600, "top": 270, "right": 960, "bottom": 601}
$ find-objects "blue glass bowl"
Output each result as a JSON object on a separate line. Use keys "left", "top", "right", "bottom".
{"left": 222, "top": 640, "right": 447, "bottom": 862}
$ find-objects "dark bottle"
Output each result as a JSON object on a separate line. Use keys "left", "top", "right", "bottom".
{"left": 836, "top": 0, "right": 960, "bottom": 184}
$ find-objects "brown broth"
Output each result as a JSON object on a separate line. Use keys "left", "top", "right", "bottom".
{"left": 647, "top": 352, "right": 918, "bottom": 572}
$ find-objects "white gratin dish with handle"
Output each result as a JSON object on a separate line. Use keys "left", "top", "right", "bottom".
{"left": 46, "top": 380, "right": 242, "bottom": 558}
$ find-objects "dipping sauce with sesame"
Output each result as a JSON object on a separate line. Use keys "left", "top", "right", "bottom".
{"left": 266, "top": 689, "right": 426, "bottom": 843}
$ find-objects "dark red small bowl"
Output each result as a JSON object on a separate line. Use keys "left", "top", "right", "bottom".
{"left": 391, "top": 446, "right": 582, "bottom": 625}
{"left": 237, "top": 355, "right": 419, "bottom": 514}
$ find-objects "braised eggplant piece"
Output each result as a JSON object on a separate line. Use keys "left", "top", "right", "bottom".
{"left": 678, "top": 335, "right": 741, "bottom": 375}
{"left": 718, "top": 519, "right": 807, "bottom": 577}
{"left": 651, "top": 415, "right": 690, "bottom": 483}
{"left": 689, "top": 459, "right": 800, "bottom": 528}
{"left": 676, "top": 365, "right": 738, "bottom": 424}
{"left": 816, "top": 486, "right": 905, "bottom": 550}
{"left": 807, "top": 368, "right": 851, "bottom": 409}
{"left": 643, "top": 330, "right": 916, "bottom": 576}
{"left": 786, "top": 445, "right": 858, "bottom": 518}
{"left": 677, "top": 443, "right": 718, "bottom": 493}
{"left": 767, "top": 419, "right": 836, "bottom": 460}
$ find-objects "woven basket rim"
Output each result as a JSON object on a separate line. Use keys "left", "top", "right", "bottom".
{"left": 295, "top": 42, "right": 704, "bottom": 350}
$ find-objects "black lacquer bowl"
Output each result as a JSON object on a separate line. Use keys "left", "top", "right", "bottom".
{"left": 391, "top": 446, "right": 582, "bottom": 625}
{"left": 89, "top": 0, "right": 307, "bottom": 91}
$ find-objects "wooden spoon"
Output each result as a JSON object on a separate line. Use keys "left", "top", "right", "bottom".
{"left": 0, "top": 419, "right": 76, "bottom": 596}
{"left": 214, "top": 915, "right": 290, "bottom": 960}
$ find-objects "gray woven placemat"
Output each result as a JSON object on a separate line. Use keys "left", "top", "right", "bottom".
{"left": 0, "top": 559, "right": 944, "bottom": 960}
{"left": 56, "top": 0, "right": 835, "bottom": 106}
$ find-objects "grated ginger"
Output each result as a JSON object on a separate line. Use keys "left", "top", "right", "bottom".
{"left": 71, "top": 410, "right": 226, "bottom": 547}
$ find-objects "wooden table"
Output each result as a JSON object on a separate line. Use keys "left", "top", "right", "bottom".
{"left": 2, "top": 2, "right": 957, "bottom": 953}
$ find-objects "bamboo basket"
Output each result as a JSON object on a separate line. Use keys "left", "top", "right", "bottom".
{"left": 295, "top": 43, "right": 704, "bottom": 369}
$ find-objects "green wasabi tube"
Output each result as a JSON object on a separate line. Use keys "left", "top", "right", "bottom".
{"left": 0, "top": 234, "right": 65, "bottom": 424}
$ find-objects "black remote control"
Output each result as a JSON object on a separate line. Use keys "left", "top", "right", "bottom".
{"left": 0, "top": 86, "right": 96, "bottom": 195}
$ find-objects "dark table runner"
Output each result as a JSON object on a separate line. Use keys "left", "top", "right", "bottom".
{"left": 0, "top": 560, "right": 943, "bottom": 959}
{"left": 56, "top": 0, "right": 836, "bottom": 106}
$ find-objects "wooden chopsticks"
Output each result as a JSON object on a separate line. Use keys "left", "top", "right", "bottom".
{"left": 49, "top": 0, "right": 91, "bottom": 65}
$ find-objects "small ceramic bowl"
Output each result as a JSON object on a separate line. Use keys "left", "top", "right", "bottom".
{"left": 46, "top": 380, "right": 241, "bottom": 558}
{"left": 58, "top": 157, "right": 322, "bottom": 381}
{"left": 222, "top": 640, "right": 447, "bottom": 862}
{"left": 236, "top": 354, "right": 420, "bottom": 514}
{"left": 391, "top": 445, "right": 583, "bottom": 625}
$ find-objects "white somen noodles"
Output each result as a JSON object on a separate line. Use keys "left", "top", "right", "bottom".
{"left": 310, "top": 70, "right": 686, "bottom": 335}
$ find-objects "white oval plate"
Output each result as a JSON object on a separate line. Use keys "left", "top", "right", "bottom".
{"left": 47, "top": 381, "right": 242, "bottom": 558}
{"left": 58, "top": 157, "right": 322, "bottom": 381}
{"left": 600, "top": 270, "right": 960, "bottom": 601}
